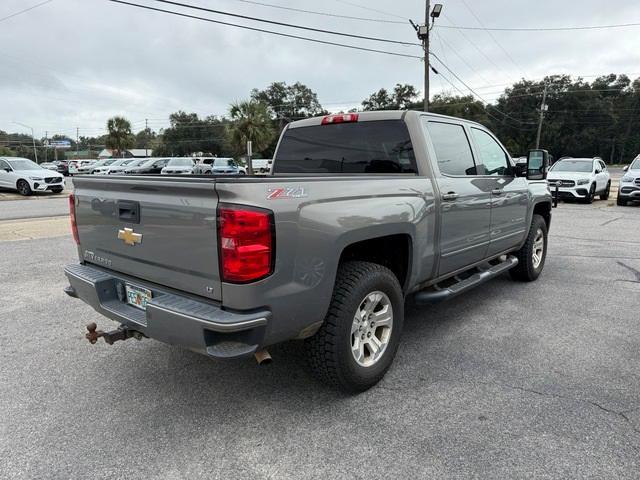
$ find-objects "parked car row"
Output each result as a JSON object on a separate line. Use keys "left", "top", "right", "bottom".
{"left": 74, "top": 157, "right": 264, "bottom": 176}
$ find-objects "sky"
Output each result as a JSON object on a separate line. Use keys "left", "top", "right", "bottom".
{"left": 1, "top": 0, "right": 639, "bottom": 139}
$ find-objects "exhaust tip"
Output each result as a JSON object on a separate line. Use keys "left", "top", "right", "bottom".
{"left": 254, "top": 349, "right": 272, "bottom": 365}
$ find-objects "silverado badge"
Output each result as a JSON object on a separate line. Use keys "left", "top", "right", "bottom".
{"left": 118, "top": 227, "right": 142, "bottom": 246}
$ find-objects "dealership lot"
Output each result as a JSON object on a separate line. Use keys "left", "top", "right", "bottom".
{"left": 0, "top": 199, "right": 639, "bottom": 479}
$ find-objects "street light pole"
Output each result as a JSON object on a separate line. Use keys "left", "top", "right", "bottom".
{"left": 413, "top": 2, "right": 442, "bottom": 112}
{"left": 14, "top": 121, "right": 38, "bottom": 163}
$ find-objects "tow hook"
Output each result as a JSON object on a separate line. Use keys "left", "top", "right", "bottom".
{"left": 85, "top": 322, "right": 143, "bottom": 345}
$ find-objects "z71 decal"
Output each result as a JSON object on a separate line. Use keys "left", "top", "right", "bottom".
{"left": 267, "top": 186, "right": 308, "bottom": 200}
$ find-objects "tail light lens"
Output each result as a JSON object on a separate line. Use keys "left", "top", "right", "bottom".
{"left": 218, "top": 204, "right": 274, "bottom": 283}
{"left": 321, "top": 113, "right": 359, "bottom": 125}
{"left": 69, "top": 193, "right": 79, "bottom": 245}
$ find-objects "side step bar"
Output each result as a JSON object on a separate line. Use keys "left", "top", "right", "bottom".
{"left": 413, "top": 256, "right": 519, "bottom": 305}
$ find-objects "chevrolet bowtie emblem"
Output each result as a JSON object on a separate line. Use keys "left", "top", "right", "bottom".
{"left": 118, "top": 227, "right": 142, "bottom": 246}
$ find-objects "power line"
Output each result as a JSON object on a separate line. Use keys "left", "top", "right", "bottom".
{"left": 108, "top": 0, "right": 422, "bottom": 59}
{"left": 438, "top": 17, "right": 516, "bottom": 82}
{"left": 459, "top": 0, "right": 526, "bottom": 78}
{"left": 332, "top": 0, "right": 409, "bottom": 21}
{"left": 433, "top": 29, "right": 492, "bottom": 85}
{"left": 226, "top": 0, "right": 406, "bottom": 25}
{"left": 431, "top": 69, "right": 534, "bottom": 130}
{"left": 429, "top": 52, "right": 536, "bottom": 125}
{"left": 149, "top": 0, "right": 419, "bottom": 46}
{"left": 436, "top": 21, "right": 640, "bottom": 32}
{"left": 0, "top": 0, "right": 53, "bottom": 24}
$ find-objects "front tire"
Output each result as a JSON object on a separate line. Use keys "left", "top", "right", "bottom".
{"left": 304, "top": 261, "right": 404, "bottom": 393}
{"left": 617, "top": 196, "right": 627, "bottom": 206}
{"left": 583, "top": 184, "right": 595, "bottom": 204}
{"left": 509, "top": 214, "right": 548, "bottom": 282}
{"left": 16, "top": 180, "right": 32, "bottom": 196}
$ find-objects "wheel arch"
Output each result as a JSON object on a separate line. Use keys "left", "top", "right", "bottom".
{"left": 338, "top": 233, "right": 413, "bottom": 292}
{"left": 532, "top": 200, "right": 552, "bottom": 230}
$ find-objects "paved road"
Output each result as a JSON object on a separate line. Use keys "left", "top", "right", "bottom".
{"left": 0, "top": 197, "right": 70, "bottom": 221}
{"left": 1, "top": 201, "right": 639, "bottom": 479}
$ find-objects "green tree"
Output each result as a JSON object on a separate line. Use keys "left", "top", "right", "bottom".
{"left": 251, "top": 81, "right": 324, "bottom": 121}
{"left": 154, "top": 112, "right": 227, "bottom": 156}
{"left": 135, "top": 127, "right": 157, "bottom": 150}
{"left": 362, "top": 83, "right": 420, "bottom": 111}
{"left": 227, "top": 100, "right": 275, "bottom": 157}
{"left": 0, "top": 146, "right": 14, "bottom": 156}
{"left": 106, "top": 116, "right": 134, "bottom": 156}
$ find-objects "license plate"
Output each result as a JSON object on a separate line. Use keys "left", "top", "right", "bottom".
{"left": 125, "top": 283, "right": 152, "bottom": 310}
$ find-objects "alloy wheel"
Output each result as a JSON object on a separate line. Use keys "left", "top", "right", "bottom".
{"left": 532, "top": 228, "right": 545, "bottom": 269}
{"left": 350, "top": 291, "right": 393, "bottom": 367}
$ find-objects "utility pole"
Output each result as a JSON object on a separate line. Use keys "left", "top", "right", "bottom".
{"left": 44, "top": 131, "right": 48, "bottom": 162}
{"left": 535, "top": 84, "right": 548, "bottom": 149}
{"left": 76, "top": 127, "right": 79, "bottom": 159}
{"left": 424, "top": 0, "right": 430, "bottom": 111}
{"left": 145, "top": 118, "right": 149, "bottom": 157}
{"left": 412, "top": 2, "right": 442, "bottom": 112}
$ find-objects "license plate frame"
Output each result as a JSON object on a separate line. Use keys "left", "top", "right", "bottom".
{"left": 124, "top": 283, "right": 152, "bottom": 310}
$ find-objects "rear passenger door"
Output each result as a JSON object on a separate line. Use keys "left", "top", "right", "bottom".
{"left": 469, "top": 127, "right": 529, "bottom": 257}
{"left": 423, "top": 119, "right": 492, "bottom": 276}
{"left": 595, "top": 160, "right": 608, "bottom": 191}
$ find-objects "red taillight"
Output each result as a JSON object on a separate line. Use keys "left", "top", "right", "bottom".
{"left": 218, "top": 205, "right": 274, "bottom": 283}
{"left": 69, "top": 193, "right": 79, "bottom": 245}
{"left": 321, "top": 113, "right": 359, "bottom": 125}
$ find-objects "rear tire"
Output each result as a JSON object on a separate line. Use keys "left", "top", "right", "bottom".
{"left": 16, "top": 180, "right": 32, "bottom": 196}
{"left": 509, "top": 214, "right": 548, "bottom": 282}
{"left": 600, "top": 182, "right": 611, "bottom": 200}
{"left": 304, "top": 261, "right": 404, "bottom": 393}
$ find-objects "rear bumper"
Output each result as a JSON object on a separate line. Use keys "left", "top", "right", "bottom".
{"left": 64, "top": 264, "right": 270, "bottom": 358}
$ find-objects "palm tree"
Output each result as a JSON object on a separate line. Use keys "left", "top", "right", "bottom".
{"left": 228, "top": 100, "right": 275, "bottom": 161}
{"left": 106, "top": 116, "right": 134, "bottom": 157}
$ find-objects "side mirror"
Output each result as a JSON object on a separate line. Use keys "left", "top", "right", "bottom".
{"left": 623, "top": 165, "right": 629, "bottom": 172}
{"left": 3, "top": 168, "right": 10, "bottom": 173}
{"left": 527, "top": 149, "right": 549, "bottom": 180}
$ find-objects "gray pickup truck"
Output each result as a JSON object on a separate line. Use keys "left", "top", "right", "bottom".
{"left": 64, "top": 111, "right": 552, "bottom": 392}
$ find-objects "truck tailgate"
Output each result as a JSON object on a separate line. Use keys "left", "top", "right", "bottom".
{"left": 72, "top": 176, "right": 222, "bottom": 301}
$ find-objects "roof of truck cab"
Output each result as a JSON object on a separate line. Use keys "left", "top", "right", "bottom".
{"left": 287, "top": 110, "right": 485, "bottom": 129}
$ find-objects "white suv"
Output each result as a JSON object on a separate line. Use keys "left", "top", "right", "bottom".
{"left": 547, "top": 157, "right": 611, "bottom": 203}
{"left": 0, "top": 157, "right": 65, "bottom": 196}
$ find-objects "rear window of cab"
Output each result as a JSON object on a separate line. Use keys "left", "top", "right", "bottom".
{"left": 274, "top": 120, "right": 417, "bottom": 174}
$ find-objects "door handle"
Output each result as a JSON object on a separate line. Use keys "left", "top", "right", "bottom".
{"left": 442, "top": 192, "right": 459, "bottom": 201}
{"left": 491, "top": 189, "right": 504, "bottom": 195}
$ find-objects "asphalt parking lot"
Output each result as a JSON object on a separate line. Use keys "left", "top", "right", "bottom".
{"left": 1, "top": 197, "right": 639, "bottom": 478}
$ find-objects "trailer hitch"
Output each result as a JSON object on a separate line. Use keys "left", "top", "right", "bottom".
{"left": 85, "top": 322, "right": 143, "bottom": 345}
